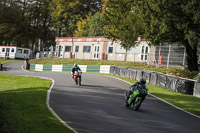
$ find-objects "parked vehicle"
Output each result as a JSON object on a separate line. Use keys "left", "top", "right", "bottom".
{"left": 124, "top": 86, "right": 148, "bottom": 111}
{"left": 73, "top": 70, "right": 82, "bottom": 86}
{"left": 0, "top": 46, "right": 30, "bottom": 59}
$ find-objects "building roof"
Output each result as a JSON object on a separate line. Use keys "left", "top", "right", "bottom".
{"left": 0, "top": 46, "right": 30, "bottom": 49}
{"left": 56, "top": 36, "right": 113, "bottom": 43}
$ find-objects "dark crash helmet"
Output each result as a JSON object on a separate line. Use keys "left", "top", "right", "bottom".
{"left": 74, "top": 63, "right": 78, "bottom": 67}
{"left": 140, "top": 78, "right": 146, "bottom": 84}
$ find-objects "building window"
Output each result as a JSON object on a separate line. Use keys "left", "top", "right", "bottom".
{"left": 17, "top": 49, "right": 22, "bottom": 53}
{"left": 145, "top": 46, "right": 148, "bottom": 60}
{"left": 75, "top": 46, "right": 79, "bottom": 52}
{"left": 11, "top": 48, "right": 14, "bottom": 52}
{"left": 2, "top": 48, "right": 5, "bottom": 52}
{"left": 141, "top": 46, "right": 149, "bottom": 61}
{"left": 83, "top": 46, "right": 91, "bottom": 53}
{"left": 24, "top": 50, "right": 29, "bottom": 54}
{"left": 108, "top": 46, "right": 113, "bottom": 53}
{"left": 65, "top": 46, "right": 71, "bottom": 52}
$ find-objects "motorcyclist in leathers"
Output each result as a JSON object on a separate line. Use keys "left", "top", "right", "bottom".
{"left": 71, "top": 63, "right": 81, "bottom": 78}
{"left": 126, "top": 78, "right": 147, "bottom": 102}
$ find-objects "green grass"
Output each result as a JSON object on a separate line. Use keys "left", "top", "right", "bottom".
{"left": 0, "top": 74, "right": 74, "bottom": 133}
{"left": 29, "top": 58, "right": 199, "bottom": 80}
{"left": 91, "top": 73, "right": 200, "bottom": 116}
{"left": 0, "top": 58, "right": 19, "bottom": 64}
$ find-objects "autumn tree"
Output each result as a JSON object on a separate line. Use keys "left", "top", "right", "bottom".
{"left": 50, "top": 0, "right": 103, "bottom": 37}
{"left": 74, "top": 12, "right": 104, "bottom": 37}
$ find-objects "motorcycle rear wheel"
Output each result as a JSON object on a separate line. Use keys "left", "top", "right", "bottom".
{"left": 133, "top": 97, "right": 142, "bottom": 111}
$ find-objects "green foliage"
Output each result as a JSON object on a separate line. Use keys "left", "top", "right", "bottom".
{"left": 167, "top": 68, "right": 199, "bottom": 80}
{"left": 74, "top": 12, "right": 104, "bottom": 37}
{"left": 0, "top": 1, "right": 30, "bottom": 46}
{"left": 0, "top": 0, "right": 55, "bottom": 48}
{"left": 137, "top": 0, "right": 200, "bottom": 71}
{"left": 0, "top": 58, "right": 18, "bottom": 64}
{"left": 102, "top": 0, "right": 144, "bottom": 61}
{"left": 87, "top": 12, "right": 104, "bottom": 36}
{"left": 50, "top": 0, "right": 103, "bottom": 37}
{"left": 74, "top": 12, "right": 92, "bottom": 37}
{"left": 0, "top": 74, "right": 73, "bottom": 133}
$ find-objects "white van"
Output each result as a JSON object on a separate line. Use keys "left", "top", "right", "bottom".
{"left": 0, "top": 46, "right": 30, "bottom": 59}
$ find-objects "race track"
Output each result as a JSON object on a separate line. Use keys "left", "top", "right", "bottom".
{"left": 1, "top": 61, "right": 200, "bottom": 133}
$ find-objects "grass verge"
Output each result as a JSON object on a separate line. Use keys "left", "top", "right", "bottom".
{"left": 91, "top": 73, "right": 200, "bottom": 117}
{"left": 0, "top": 74, "right": 74, "bottom": 133}
{"left": 0, "top": 59, "right": 19, "bottom": 64}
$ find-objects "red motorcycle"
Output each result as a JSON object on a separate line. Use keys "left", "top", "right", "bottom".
{"left": 73, "top": 70, "right": 82, "bottom": 86}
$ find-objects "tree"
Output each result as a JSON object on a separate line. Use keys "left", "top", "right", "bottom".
{"left": 137, "top": 0, "right": 200, "bottom": 71}
{"left": 74, "top": 11, "right": 104, "bottom": 37}
{"left": 50, "top": 0, "right": 103, "bottom": 37}
{"left": 87, "top": 12, "right": 104, "bottom": 36}
{"left": 0, "top": 0, "right": 55, "bottom": 51}
{"left": 24, "top": 0, "right": 55, "bottom": 50}
{"left": 102, "top": 0, "right": 144, "bottom": 61}
{"left": 0, "top": 0, "right": 30, "bottom": 46}
{"left": 74, "top": 12, "right": 92, "bottom": 37}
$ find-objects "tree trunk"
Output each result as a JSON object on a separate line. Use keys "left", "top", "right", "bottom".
{"left": 185, "top": 43, "right": 198, "bottom": 71}
{"left": 124, "top": 49, "right": 128, "bottom": 62}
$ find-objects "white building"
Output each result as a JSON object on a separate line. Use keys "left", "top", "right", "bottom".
{"left": 55, "top": 37, "right": 150, "bottom": 62}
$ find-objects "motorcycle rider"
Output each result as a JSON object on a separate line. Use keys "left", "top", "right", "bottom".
{"left": 126, "top": 78, "right": 147, "bottom": 102}
{"left": 71, "top": 63, "right": 81, "bottom": 78}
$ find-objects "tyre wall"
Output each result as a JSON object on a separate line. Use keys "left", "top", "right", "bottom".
{"left": 110, "top": 65, "right": 197, "bottom": 96}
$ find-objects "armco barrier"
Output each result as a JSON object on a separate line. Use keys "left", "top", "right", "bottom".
{"left": 129, "top": 68, "right": 137, "bottom": 80}
{"left": 125, "top": 68, "right": 133, "bottom": 79}
{"left": 149, "top": 72, "right": 157, "bottom": 85}
{"left": 119, "top": 67, "right": 126, "bottom": 77}
{"left": 136, "top": 69, "right": 143, "bottom": 81}
{"left": 110, "top": 66, "right": 115, "bottom": 75}
{"left": 156, "top": 74, "right": 167, "bottom": 88}
{"left": 194, "top": 82, "right": 200, "bottom": 98}
{"left": 176, "top": 78, "right": 194, "bottom": 95}
{"left": 142, "top": 70, "right": 151, "bottom": 83}
{"left": 166, "top": 76, "right": 178, "bottom": 91}
{"left": 109, "top": 65, "right": 197, "bottom": 96}
{"left": 29, "top": 64, "right": 110, "bottom": 74}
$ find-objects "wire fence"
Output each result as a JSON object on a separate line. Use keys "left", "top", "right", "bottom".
{"left": 36, "top": 44, "right": 192, "bottom": 69}
{"left": 148, "top": 44, "right": 186, "bottom": 68}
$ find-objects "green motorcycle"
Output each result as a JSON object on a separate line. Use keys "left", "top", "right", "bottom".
{"left": 125, "top": 86, "right": 148, "bottom": 111}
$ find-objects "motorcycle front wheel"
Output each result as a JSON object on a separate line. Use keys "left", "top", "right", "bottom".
{"left": 75, "top": 79, "right": 78, "bottom": 85}
{"left": 133, "top": 97, "right": 142, "bottom": 111}
{"left": 78, "top": 77, "right": 81, "bottom": 86}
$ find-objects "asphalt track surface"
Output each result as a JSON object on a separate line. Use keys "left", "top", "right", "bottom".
{"left": 1, "top": 61, "right": 200, "bottom": 133}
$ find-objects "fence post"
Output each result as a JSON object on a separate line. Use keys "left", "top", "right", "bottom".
{"left": 167, "top": 44, "right": 171, "bottom": 69}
